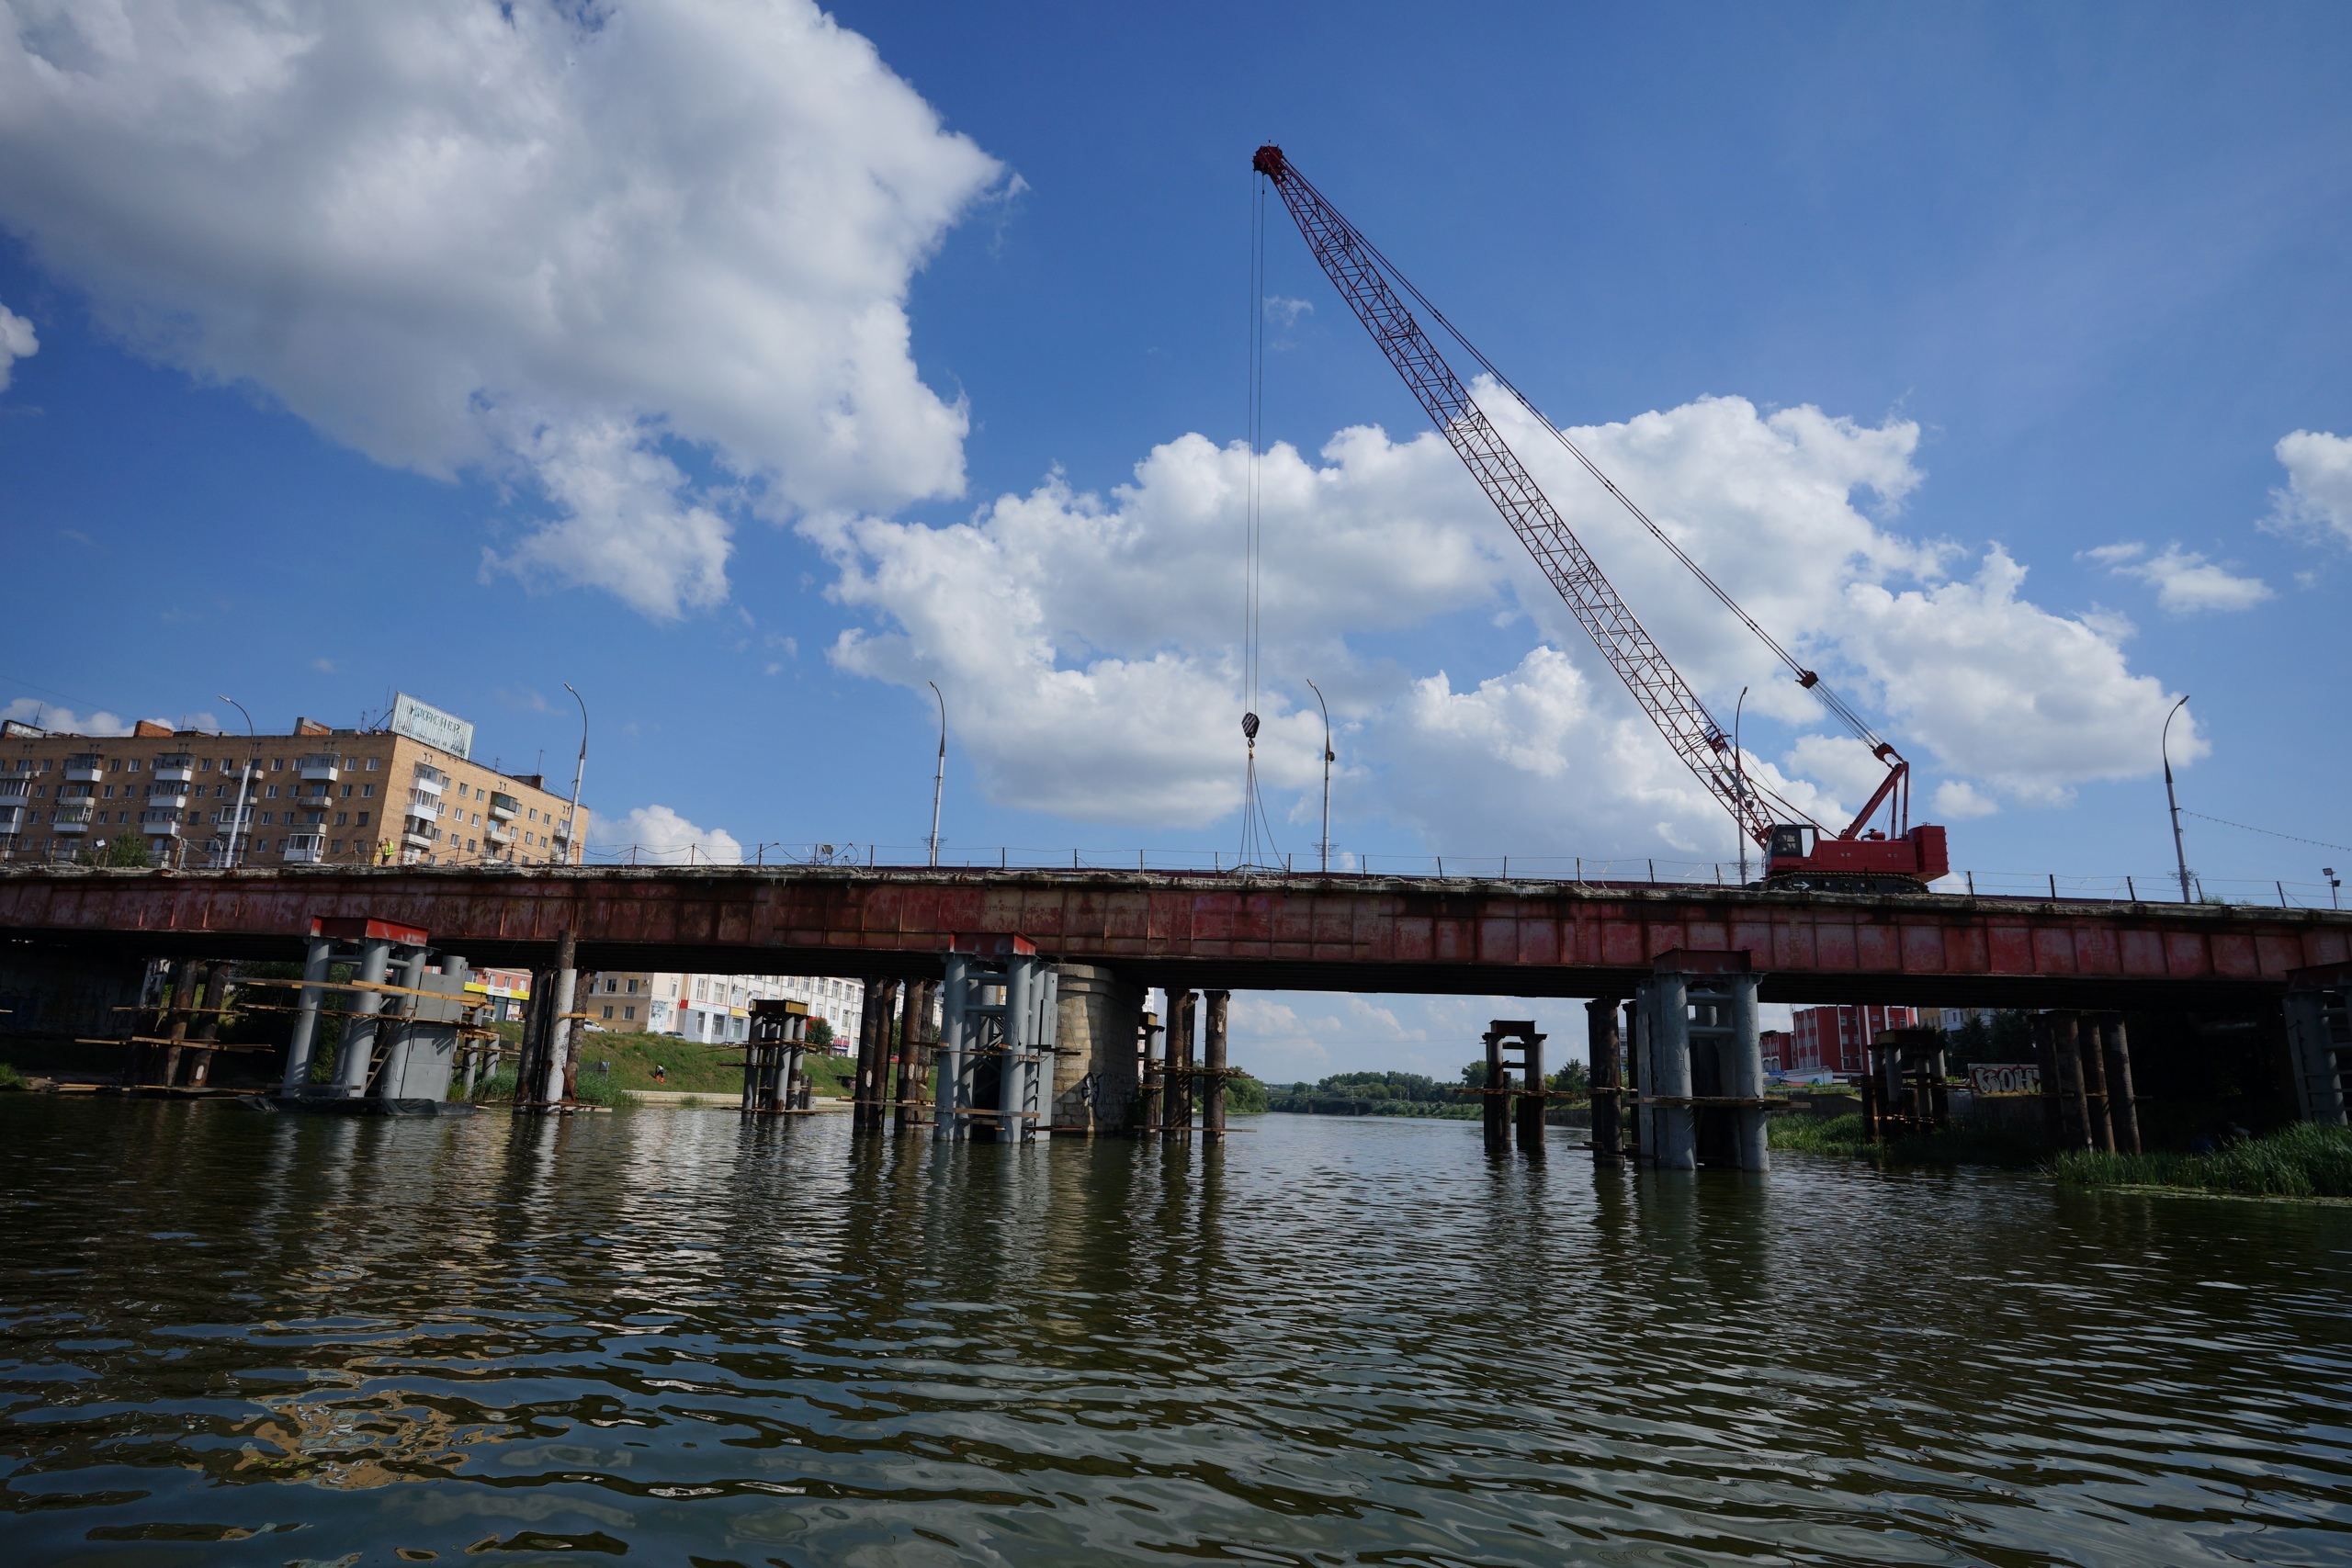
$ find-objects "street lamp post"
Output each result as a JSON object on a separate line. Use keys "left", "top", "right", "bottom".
{"left": 218, "top": 695, "right": 254, "bottom": 870}
{"left": 563, "top": 682, "right": 587, "bottom": 867}
{"left": 2327, "top": 867, "right": 2341, "bottom": 911}
{"left": 1306, "top": 679, "right": 1333, "bottom": 874}
{"left": 2162, "top": 694, "right": 2194, "bottom": 903}
{"left": 927, "top": 682, "right": 946, "bottom": 869}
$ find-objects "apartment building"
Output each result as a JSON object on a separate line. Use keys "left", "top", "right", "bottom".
{"left": 583, "top": 971, "right": 867, "bottom": 1048}
{"left": 1, "top": 702, "right": 583, "bottom": 868}
{"left": 1787, "top": 1005, "right": 1920, "bottom": 1077}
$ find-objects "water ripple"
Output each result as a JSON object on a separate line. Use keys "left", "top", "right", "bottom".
{"left": 0, "top": 1100, "right": 2348, "bottom": 1565}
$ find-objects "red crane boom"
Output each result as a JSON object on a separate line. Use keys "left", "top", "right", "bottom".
{"left": 1252, "top": 145, "right": 1947, "bottom": 888}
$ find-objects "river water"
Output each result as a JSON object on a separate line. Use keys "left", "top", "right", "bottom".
{"left": 2, "top": 1099, "right": 2348, "bottom": 1566}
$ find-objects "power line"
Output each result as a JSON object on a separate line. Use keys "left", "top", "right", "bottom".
{"left": 2182, "top": 810, "right": 2352, "bottom": 855}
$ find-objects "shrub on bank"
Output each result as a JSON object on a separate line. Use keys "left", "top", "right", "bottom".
{"left": 2058, "top": 1122, "right": 2352, "bottom": 1199}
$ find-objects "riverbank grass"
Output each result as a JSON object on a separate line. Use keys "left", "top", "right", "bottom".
{"left": 2059, "top": 1122, "right": 2352, "bottom": 1199}
{"left": 1769, "top": 1111, "right": 2041, "bottom": 1167}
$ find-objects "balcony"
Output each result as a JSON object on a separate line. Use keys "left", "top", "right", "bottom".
{"left": 152, "top": 754, "right": 197, "bottom": 784}
{"left": 299, "top": 753, "right": 339, "bottom": 782}
{"left": 284, "top": 833, "right": 326, "bottom": 863}
{"left": 147, "top": 784, "right": 191, "bottom": 808}
{"left": 0, "top": 805, "right": 24, "bottom": 835}
{"left": 489, "top": 791, "right": 519, "bottom": 820}
{"left": 412, "top": 764, "right": 447, "bottom": 795}
{"left": 138, "top": 809, "right": 184, "bottom": 836}
{"left": 485, "top": 819, "right": 514, "bottom": 843}
{"left": 0, "top": 780, "right": 27, "bottom": 800}
{"left": 52, "top": 806, "right": 94, "bottom": 834}
{"left": 291, "top": 782, "right": 335, "bottom": 808}
{"left": 63, "top": 755, "right": 101, "bottom": 783}
{"left": 406, "top": 795, "right": 441, "bottom": 821}
{"left": 401, "top": 829, "right": 435, "bottom": 851}
{"left": 56, "top": 785, "right": 96, "bottom": 805}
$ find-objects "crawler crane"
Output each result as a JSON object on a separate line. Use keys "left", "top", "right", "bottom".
{"left": 1252, "top": 145, "right": 1948, "bottom": 890}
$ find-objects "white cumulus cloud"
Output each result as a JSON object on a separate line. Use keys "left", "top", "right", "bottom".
{"left": 0, "top": 299, "right": 34, "bottom": 390}
{"left": 2084, "top": 541, "right": 2271, "bottom": 612}
{"left": 0, "top": 0, "right": 1005, "bottom": 617}
{"left": 2267, "top": 430, "right": 2352, "bottom": 548}
{"left": 594, "top": 804, "right": 741, "bottom": 865}
{"left": 819, "top": 393, "right": 2196, "bottom": 852}
{"left": 3, "top": 696, "right": 128, "bottom": 735}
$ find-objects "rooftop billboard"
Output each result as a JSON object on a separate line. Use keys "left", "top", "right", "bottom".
{"left": 389, "top": 692, "right": 474, "bottom": 760}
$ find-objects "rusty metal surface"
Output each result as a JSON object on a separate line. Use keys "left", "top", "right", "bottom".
{"left": 5, "top": 865, "right": 2347, "bottom": 1008}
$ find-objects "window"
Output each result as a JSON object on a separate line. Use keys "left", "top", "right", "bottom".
{"left": 265, "top": 784, "right": 278, "bottom": 799}
{"left": 605, "top": 977, "right": 618, "bottom": 993}
{"left": 200, "top": 759, "right": 213, "bottom": 773}
{"left": 108, "top": 759, "right": 121, "bottom": 772}
{"left": 102, "top": 785, "right": 114, "bottom": 799}
{"left": 341, "top": 784, "right": 352, "bottom": 797}
{"left": 366, "top": 758, "right": 379, "bottom": 771}
{"left": 356, "top": 812, "right": 368, "bottom": 826}
{"left": 528, "top": 807, "right": 538, "bottom": 821}
{"left": 331, "top": 839, "right": 343, "bottom": 852}
{"left": 626, "top": 978, "right": 639, "bottom": 995}
{"left": 694, "top": 977, "right": 707, "bottom": 1000}
{"left": 335, "top": 812, "right": 347, "bottom": 826}
{"left": 128, "top": 760, "right": 141, "bottom": 773}
{"left": 602, "top": 1004, "right": 615, "bottom": 1021}
{"left": 623, "top": 1005, "right": 636, "bottom": 1021}
{"left": 259, "top": 812, "right": 273, "bottom": 825}
{"left": 466, "top": 839, "right": 476, "bottom": 851}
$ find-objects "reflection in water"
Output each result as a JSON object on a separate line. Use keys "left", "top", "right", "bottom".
{"left": 2, "top": 1098, "right": 2350, "bottom": 1564}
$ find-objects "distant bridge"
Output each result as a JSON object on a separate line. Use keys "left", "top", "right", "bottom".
{"left": 4, "top": 864, "right": 2346, "bottom": 1010}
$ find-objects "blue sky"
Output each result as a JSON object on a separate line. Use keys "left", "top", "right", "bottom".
{"left": 3, "top": 3, "right": 2347, "bottom": 1078}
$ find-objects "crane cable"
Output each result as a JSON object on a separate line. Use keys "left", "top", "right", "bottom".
{"left": 1237, "top": 172, "right": 1281, "bottom": 868}
{"left": 1293, "top": 172, "right": 1891, "bottom": 759}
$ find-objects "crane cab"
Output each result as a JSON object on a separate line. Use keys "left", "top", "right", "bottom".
{"left": 1764, "top": 823, "right": 1949, "bottom": 892}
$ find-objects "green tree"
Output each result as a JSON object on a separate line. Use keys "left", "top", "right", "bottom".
{"left": 1548, "top": 1060, "right": 1590, "bottom": 1097}
{"left": 807, "top": 1017, "right": 834, "bottom": 1049}
{"left": 1461, "top": 1059, "right": 1490, "bottom": 1087}
{"left": 106, "top": 835, "right": 153, "bottom": 868}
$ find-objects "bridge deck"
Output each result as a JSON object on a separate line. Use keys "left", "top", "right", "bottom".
{"left": 5, "top": 865, "right": 2346, "bottom": 1008}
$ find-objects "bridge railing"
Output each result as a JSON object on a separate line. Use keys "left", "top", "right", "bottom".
{"left": 556, "top": 840, "right": 2348, "bottom": 911}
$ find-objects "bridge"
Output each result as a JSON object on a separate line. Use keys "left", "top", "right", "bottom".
{"left": 4, "top": 863, "right": 2346, "bottom": 1009}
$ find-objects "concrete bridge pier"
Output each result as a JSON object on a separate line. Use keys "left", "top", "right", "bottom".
{"left": 935, "top": 936, "right": 1057, "bottom": 1144}
{"left": 281, "top": 935, "right": 334, "bottom": 1090}
{"left": 1639, "top": 973, "right": 1695, "bottom": 1170}
{"left": 894, "top": 978, "right": 936, "bottom": 1134}
{"left": 1636, "top": 956, "right": 1766, "bottom": 1173}
{"left": 331, "top": 932, "right": 397, "bottom": 1097}
{"left": 1163, "top": 989, "right": 1197, "bottom": 1138}
{"left": 1588, "top": 998, "right": 1624, "bottom": 1166}
{"left": 1048, "top": 964, "right": 1143, "bottom": 1135}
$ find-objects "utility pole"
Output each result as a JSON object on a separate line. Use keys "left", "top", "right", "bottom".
{"left": 2162, "top": 695, "right": 2193, "bottom": 903}
{"left": 927, "top": 682, "right": 946, "bottom": 868}
{"left": 563, "top": 682, "right": 587, "bottom": 866}
{"left": 218, "top": 695, "right": 254, "bottom": 870}
{"left": 1306, "top": 679, "right": 1333, "bottom": 874}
